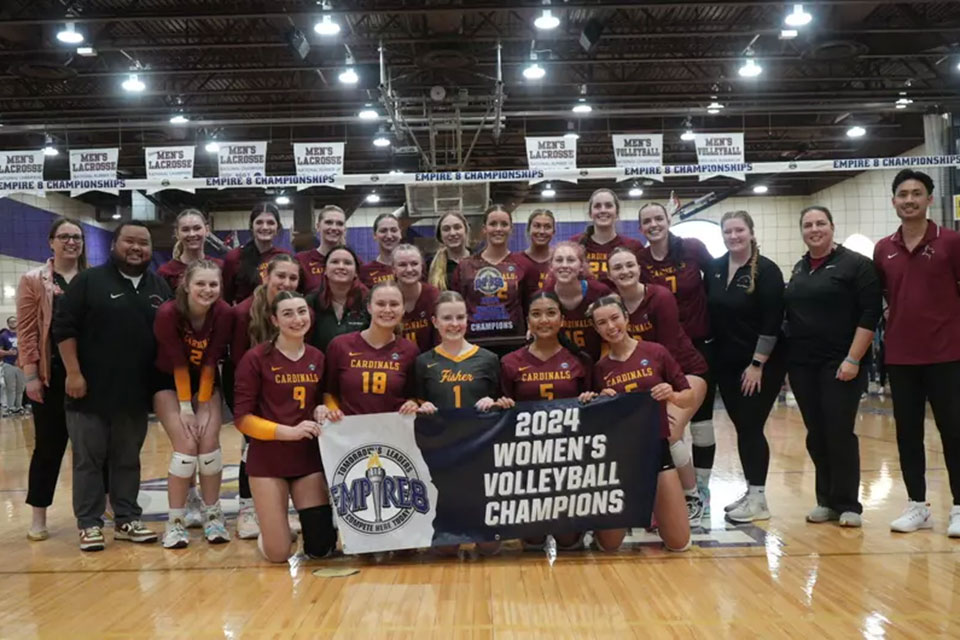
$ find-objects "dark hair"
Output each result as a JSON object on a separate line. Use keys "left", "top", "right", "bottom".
{"left": 372, "top": 212, "right": 399, "bottom": 233}
{"left": 639, "top": 202, "right": 685, "bottom": 260}
{"left": 174, "top": 259, "right": 221, "bottom": 318}
{"left": 581, "top": 188, "right": 621, "bottom": 246}
{"left": 429, "top": 212, "right": 471, "bottom": 290}
{"left": 49, "top": 217, "right": 88, "bottom": 270}
{"left": 112, "top": 220, "right": 151, "bottom": 243}
{"left": 799, "top": 206, "right": 834, "bottom": 229}
{"left": 586, "top": 293, "right": 629, "bottom": 322}
{"left": 527, "top": 208, "right": 555, "bottom": 232}
{"left": 892, "top": 169, "right": 934, "bottom": 196}
{"left": 316, "top": 244, "right": 366, "bottom": 312}
{"left": 434, "top": 290, "right": 465, "bottom": 311}
{"left": 238, "top": 203, "right": 283, "bottom": 296}
{"left": 527, "top": 290, "right": 591, "bottom": 364}
{"left": 248, "top": 254, "right": 299, "bottom": 346}
{"left": 483, "top": 204, "right": 511, "bottom": 224}
{"left": 270, "top": 290, "right": 306, "bottom": 316}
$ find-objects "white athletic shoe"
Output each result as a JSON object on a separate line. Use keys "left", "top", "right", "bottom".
{"left": 162, "top": 518, "right": 190, "bottom": 549}
{"left": 204, "top": 505, "right": 231, "bottom": 544}
{"left": 947, "top": 506, "right": 960, "bottom": 538}
{"left": 806, "top": 505, "right": 839, "bottom": 523}
{"left": 237, "top": 506, "right": 260, "bottom": 540}
{"left": 890, "top": 501, "right": 933, "bottom": 533}
{"left": 686, "top": 493, "right": 704, "bottom": 529}
{"left": 839, "top": 512, "right": 862, "bottom": 528}
{"left": 726, "top": 493, "right": 770, "bottom": 523}
{"left": 184, "top": 491, "right": 204, "bottom": 529}
{"left": 724, "top": 493, "right": 748, "bottom": 513}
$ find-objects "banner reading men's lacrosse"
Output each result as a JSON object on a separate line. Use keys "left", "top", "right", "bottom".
{"left": 319, "top": 393, "right": 662, "bottom": 554}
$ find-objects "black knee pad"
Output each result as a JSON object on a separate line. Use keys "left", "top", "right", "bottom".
{"left": 298, "top": 505, "right": 337, "bottom": 558}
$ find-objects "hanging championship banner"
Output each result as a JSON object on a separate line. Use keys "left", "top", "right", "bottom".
{"left": 525, "top": 136, "right": 577, "bottom": 184}
{"left": 611, "top": 134, "right": 663, "bottom": 182}
{"left": 0, "top": 150, "right": 45, "bottom": 197}
{"left": 68, "top": 148, "right": 120, "bottom": 197}
{"left": 694, "top": 132, "right": 747, "bottom": 181}
{"left": 217, "top": 141, "right": 267, "bottom": 181}
{"left": 294, "top": 142, "right": 345, "bottom": 191}
{"left": 144, "top": 145, "right": 196, "bottom": 195}
{"left": 320, "top": 393, "right": 661, "bottom": 554}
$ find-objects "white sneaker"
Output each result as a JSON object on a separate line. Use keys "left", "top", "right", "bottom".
{"left": 685, "top": 493, "right": 704, "bottom": 529}
{"left": 162, "top": 518, "right": 190, "bottom": 549}
{"left": 806, "top": 505, "right": 839, "bottom": 523}
{"left": 184, "top": 491, "right": 204, "bottom": 529}
{"left": 947, "top": 506, "right": 960, "bottom": 538}
{"left": 726, "top": 493, "right": 770, "bottom": 523}
{"left": 237, "top": 506, "right": 260, "bottom": 540}
{"left": 724, "top": 493, "right": 748, "bottom": 513}
{"left": 204, "top": 505, "right": 231, "bottom": 544}
{"left": 839, "top": 512, "right": 862, "bottom": 528}
{"left": 890, "top": 501, "right": 933, "bottom": 533}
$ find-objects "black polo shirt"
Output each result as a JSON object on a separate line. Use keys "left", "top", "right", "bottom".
{"left": 784, "top": 245, "right": 882, "bottom": 366}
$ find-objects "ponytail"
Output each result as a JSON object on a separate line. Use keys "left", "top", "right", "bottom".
{"left": 747, "top": 239, "right": 759, "bottom": 295}
{"left": 428, "top": 247, "right": 450, "bottom": 290}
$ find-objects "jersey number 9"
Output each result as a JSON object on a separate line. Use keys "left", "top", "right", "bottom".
{"left": 293, "top": 385, "right": 306, "bottom": 409}
{"left": 362, "top": 371, "right": 388, "bottom": 395}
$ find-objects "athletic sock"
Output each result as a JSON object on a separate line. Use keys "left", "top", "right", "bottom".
{"left": 239, "top": 497, "right": 254, "bottom": 510}
{"left": 695, "top": 467, "right": 712, "bottom": 485}
{"left": 683, "top": 488, "right": 699, "bottom": 498}
{"left": 748, "top": 485, "right": 765, "bottom": 496}
{"left": 298, "top": 505, "right": 337, "bottom": 558}
{"left": 169, "top": 508, "right": 186, "bottom": 522}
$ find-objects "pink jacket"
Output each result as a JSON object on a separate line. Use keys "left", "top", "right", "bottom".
{"left": 16, "top": 259, "right": 62, "bottom": 386}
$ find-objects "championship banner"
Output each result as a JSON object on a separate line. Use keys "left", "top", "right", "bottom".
{"left": 319, "top": 394, "right": 662, "bottom": 554}
{"left": 694, "top": 132, "right": 746, "bottom": 181}
{"left": 68, "top": 147, "right": 120, "bottom": 197}
{"left": 525, "top": 136, "right": 577, "bottom": 184}
{"left": 611, "top": 134, "right": 663, "bottom": 182}
{"left": 0, "top": 150, "right": 45, "bottom": 197}
{"left": 144, "top": 145, "right": 196, "bottom": 194}
{"left": 217, "top": 141, "right": 267, "bottom": 181}
{"left": 294, "top": 142, "right": 345, "bottom": 191}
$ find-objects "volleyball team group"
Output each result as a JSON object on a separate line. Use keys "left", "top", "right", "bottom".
{"left": 15, "top": 168, "right": 960, "bottom": 561}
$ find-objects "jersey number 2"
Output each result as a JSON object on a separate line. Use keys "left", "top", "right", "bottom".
{"left": 362, "top": 371, "right": 388, "bottom": 394}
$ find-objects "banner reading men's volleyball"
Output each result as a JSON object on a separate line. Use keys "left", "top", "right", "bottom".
{"left": 0, "top": 150, "right": 45, "bottom": 197}
{"left": 694, "top": 132, "right": 747, "bottom": 181}
{"left": 525, "top": 136, "right": 577, "bottom": 184}
{"left": 319, "top": 393, "right": 662, "bottom": 554}
{"left": 611, "top": 134, "right": 663, "bottom": 182}
{"left": 294, "top": 142, "right": 345, "bottom": 190}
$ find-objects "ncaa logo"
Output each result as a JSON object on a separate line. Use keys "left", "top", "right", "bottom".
{"left": 330, "top": 445, "right": 429, "bottom": 534}
{"left": 561, "top": 361, "right": 569, "bottom": 369}
{"left": 641, "top": 359, "right": 649, "bottom": 366}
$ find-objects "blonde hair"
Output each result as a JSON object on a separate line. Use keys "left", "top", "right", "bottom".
{"left": 171, "top": 209, "right": 207, "bottom": 260}
{"left": 720, "top": 210, "right": 759, "bottom": 294}
{"left": 248, "top": 254, "right": 298, "bottom": 346}
{"left": 428, "top": 212, "right": 470, "bottom": 290}
{"left": 174, "top": 259, "right": 221, "bottom": 317}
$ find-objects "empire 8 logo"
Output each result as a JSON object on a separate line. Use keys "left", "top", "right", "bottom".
{"left": 330, "top": 445, "right": 429, "bottom": 534}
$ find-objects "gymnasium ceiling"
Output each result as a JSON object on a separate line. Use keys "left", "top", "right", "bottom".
{"left": 0, "top": 1, "right": 959, "bottom": 214}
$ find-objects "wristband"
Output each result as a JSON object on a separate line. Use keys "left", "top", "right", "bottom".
{"left": 844, "top": 356, "right": 860, "bottom": 366}
{"left": 750, "top": 359, "right": 763, "bottom": 368}
{"left": 179, "top": 401, "right": 195, "bottom": 416}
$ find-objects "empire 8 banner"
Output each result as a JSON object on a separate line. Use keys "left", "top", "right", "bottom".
{"left": 319, "top": 393, "right": 662, "bottom": 554}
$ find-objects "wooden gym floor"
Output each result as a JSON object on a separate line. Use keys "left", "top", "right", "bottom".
{"left": 0, "top": 395, "right": 958, "bottom": 639}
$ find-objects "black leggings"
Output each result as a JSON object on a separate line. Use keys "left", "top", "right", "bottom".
{"left": 715, "top": 350, "right": 787, "bottom": 487}
{"left": 887, "top": 361, "right": 960, "bottom": 505}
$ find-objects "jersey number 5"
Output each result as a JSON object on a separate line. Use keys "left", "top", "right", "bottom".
{"left": 293, "top": 385, "right": 306, "bottom": 409}
{"left": 539, "top": 383, "right": 554, "bottom": 400}
{"left": 362, "top": 371, "right": 388, "bottom": 394}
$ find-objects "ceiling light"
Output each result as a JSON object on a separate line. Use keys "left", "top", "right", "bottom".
{"left": 957, "top": 60, "right": 960, "bottom": 71}
{"left": 121, "top": 73, "right": 145, "bottom": 92}
{"left": 275, "top": 195, "right": 291, "bottom": 206}
{"left": 339, "top": 66, "right": 358, "bottom": 84}
{"left": 563, "top": 131, "right": 579, "bottom": 140}
{"left": 895, "top": 97, "right": 913, "bottom": 106}
{"left": 628, "top": 186, "right": 643, "bottom": 197}
{"left": 784, "top": 4, "right": 812, "bottom": 27}
{"left": 752, "top": 185, "right": 769, "bottom": 194}
{"left": 373, "top": 131, "right": 391, "bottom": 147}
{"left": 314, "top": 14, "right": 341, "bottom": 36}
{"left": 523, "top": 53, "right": 546, "bottom": 80}
{"left": 572, "top": 99, "right": 592, "bottom": 114}
{"left": 366, "top": 192, "right": 381, "bottom": 204}
{"left": 738, "top": 57, "right": 762, "bottom": 78}
{"left": 707, "top": 109, "right": 720, "bottom": 115}
{"left": 846, "top": 125, "right": 866, "bottom": 138}
{"left": 76, "top": 46, "right": 97, "bottom": 56}
{"left": 534, "top": 9, "right": 560, "bottom": 30}
{"left": 707, "top": 101, "right": 724, "bottom": 111}
{"left": 680, "top": 128, "right": 696, "bottom": 142}
{"left": 169, "top": 114, "right": 189, "bottom": 124}
{"left": 358, "top": 107, "right": 379, "bottom": 120}
{"left": 205, "top": 141, "right": 220, "bottom": 153}
{"left": 779, "top": 29, "right": 798, "bottom": 40}
{"left": 111, "top": 213, "right": 122, "bottom": 220}
{"left": 56, "top": 23, "right": 84, "bottom": 44}
{"left": 541, "top": 184, "right": 556, "bottom": 198}
{"left": 388, "top": 169, "right": 404, "bottom": 175}
{"left": 42, "top": 137, "right": 58, "bottom": 157}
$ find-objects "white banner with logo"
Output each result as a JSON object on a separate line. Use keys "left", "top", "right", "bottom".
{"left": 611, "top": 134, "right": 663, "bottom": 182}
{"left": 69, "top": 148, "right": 120, "bottom": 196}
{"left": 217, "top": 141, "right": 267, "bottom": 181}
{"left": 294, "top": 142, "right": 345, "bottom": 191}
{"left": 0, "top": 150, "right": 45, "bottom": 197}
{"left": 144, "top": 145, "right": 196, "bottom": 194}
{"left": 320, "top": 413, "right": 438, "bottom": 554}
{"left": 525, "top": 136, "right": 577, "bottom": 184}
{"left": 694, "top": 133, "right": 746, "bottom": 181}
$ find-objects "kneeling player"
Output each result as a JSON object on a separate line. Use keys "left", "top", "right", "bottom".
{"left": 234, "top": 292, "right": 336, "bottom": 562}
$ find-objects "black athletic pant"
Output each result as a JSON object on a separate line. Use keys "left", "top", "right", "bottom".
{"left": 715, "top": 349, "right": 787, "bottom": 487}
{"left": 788, "top": 361, "right": 866, "bottom": 514}
{"left": 887, "top": 361, "right": 960, "bottom": 506}
{"left": 27, "top": 362, "right": 108, "bottom": 507}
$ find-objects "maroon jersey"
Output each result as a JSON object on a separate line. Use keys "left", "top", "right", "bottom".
{"left": 571, "top": 232, "right": 645, "bottom": 285}
{"left": 156, "top": 257, "right": 225, "bottom": 293}
{"left": 545, "top": 278, "right": 611, "bottom": 362}
{"left": 593, "top": 341, "right": 689, "bottom": 437}
{"left": 358, "top": 259, "right": 395, "bottom": 289}
{"left": 295, "top": 248, "right": 327, "bottom": 294}
{"left": 154, "top": 298, "right": 233, "bottom": 402}
{"left": 501, "top": 346, "right": 590, "bottom": 402}
{"left": 451, "top": 253, "right": 527, "bottom": 340}
{"left": 402, "top": 283, "right": 440, "bottom": 353}
{"left": 875, "top": 220, "right": 960, "bottom": 365}
{"left": 512, "top": 252, "right": 551, "bottom": 303}
{"left": 234, "top": 342, "right": 325, "bottom": 478}
{"left": 626, "top": 284, "right": 707, "bottom": 375}
{"left": 324, "top": 331, "right": 419, "bottom": 416}
{"left": 221, "top": 244, "right": 290, "bottom": 304}
{"left": 637, "top": 236, "right": 713, "bottom": 341}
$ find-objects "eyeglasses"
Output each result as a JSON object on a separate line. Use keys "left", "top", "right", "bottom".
{"left": 54, "top": 234, "right": 83, "bottom": 243}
